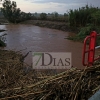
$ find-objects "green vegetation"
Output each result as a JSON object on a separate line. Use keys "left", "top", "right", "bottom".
{"left": 68, "top": 5, "right": 100, "bottom": 27}
{"left": 47, "top": 12, "right": 68, "bottom": 22}
{"left": 68, "top": 5, "right": 100, "bottom": 45}
{"left": 40, "top": 13, "right": 47, "bottom": 20}
{"left": 32, "top": 12, "right": 68, "bottom": 22}
{"left": 1, "top": 0, "right": 32, "bottom": 23}
{"left": 68, "top": 25, "right": 98, "bottom": 40}
{"left": 1, "top": 0, "right": 69, "bottom": 23}
{"left": 0, "top": 39, "right": 6, "bottom": 47}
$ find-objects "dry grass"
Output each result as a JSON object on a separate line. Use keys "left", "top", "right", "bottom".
{"left": 0, "top": 50, "right": 100, "bottom": 100}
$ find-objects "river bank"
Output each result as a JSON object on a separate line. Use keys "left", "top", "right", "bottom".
{"left": 20, "top": 20, "right": 78, "bottom": 33}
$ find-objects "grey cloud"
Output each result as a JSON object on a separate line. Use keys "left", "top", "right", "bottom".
{"left": 25, "top": 0, "right": 85, "bottom": 4}
{"left": 26, "top": 0, "right": 98, "bottom": 3}
{"left": 25, "top": 0, "right": 100, "bottom": 7}
{"left": 24, "top": 0, "right": 100, "bottom": 14}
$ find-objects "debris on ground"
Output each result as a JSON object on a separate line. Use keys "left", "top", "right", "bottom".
{"left": 0, "top": 49, "right": 100, "bottom": 100}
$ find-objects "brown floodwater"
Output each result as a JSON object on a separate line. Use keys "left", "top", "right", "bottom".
{"left": 0, "top": 24, "right": 85, "bottom": 69}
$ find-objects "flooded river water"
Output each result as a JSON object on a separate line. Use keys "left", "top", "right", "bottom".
{"left": 0, "top": 24, "right": 84, "bottom": 69}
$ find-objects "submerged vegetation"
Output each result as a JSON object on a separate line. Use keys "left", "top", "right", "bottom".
{"left": 0, "top": 30, "right": 6, "bottom": 47}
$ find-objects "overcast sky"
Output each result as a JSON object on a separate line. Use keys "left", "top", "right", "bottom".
{"left": 1, "top": 0, "right": 100, "bottom": 14}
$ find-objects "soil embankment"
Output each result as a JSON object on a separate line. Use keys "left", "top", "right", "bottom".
{"left": 21, "top": 20, "right": 77, "bottom": 32}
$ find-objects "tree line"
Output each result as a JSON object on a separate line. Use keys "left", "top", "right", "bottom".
{"left": 1, "top": 0, "right": 100, "bottom": 27}
{"left": 68, "top": 5, "right": 100, "bottom": 27}
{"left": 1, "top": 0, "right": 69, "bottom": 23}
{"left": 33, "top": 12, "right": 68, "bottom": 22}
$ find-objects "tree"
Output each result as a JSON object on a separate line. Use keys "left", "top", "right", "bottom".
{"left": 52, "top": 12, "right": 58, "bottom": 18}
{"left": 68, "top": 5, "right": 100, "bottom": 26}
{"left": 26, "top": 12, "right": 32, "bottom": 20}
{"left": 91, "top": 10, "right": 100, "bottom": 26}
{"left": 64, "top": 13, "right": 68, "bottom": 22}
{"left": 51, "top": 12, "right": 59, "bottom": 21}
{"left": 1, "top": 0, "right": 21, "bottom": 23}
{"left": 40, "top": 13, "right": 47, "bottom": 20}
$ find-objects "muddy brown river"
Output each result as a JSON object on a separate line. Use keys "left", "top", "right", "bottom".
{"left": 0, "top": 24, "right": 84, "bottom": 69}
